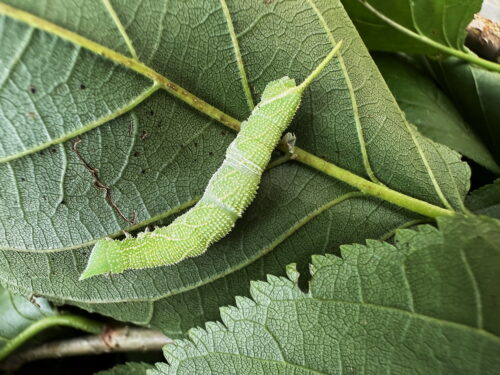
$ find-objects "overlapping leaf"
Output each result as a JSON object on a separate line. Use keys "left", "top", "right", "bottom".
{"left": 424, "top": 57, "right": 500, "bottom": 165}
{"left": 97, "top": 362, "right": 154, "bottom": 375}
{"left": 467, "top": 179, "right": 500, "bottom": 219}
{"left": 374, "top": 53, "right": 499, "bottom": 173}
{"left": 0, "top": 284, "right": 56, "bottom": 353}
{"left": 0, "top": 0, "right": 469, "bottom": 335}
{"left": 341, "top": 0, "right": 481, "bottom": 54}
{"left": 153, "top": 215, "right": 500, "bottom": 374}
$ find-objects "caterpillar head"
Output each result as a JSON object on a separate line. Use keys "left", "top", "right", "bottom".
{"left": 80, "top": 239, "right": 119, "bottom": 280}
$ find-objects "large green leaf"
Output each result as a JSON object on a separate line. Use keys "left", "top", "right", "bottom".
{"left": 152, "top": 215, "right": 500, "bottom": 374}
{"left": 373, "top": 52, "right": 500, "bottom": 173}
{"left": 0, "top": 0, "right": 469, "bottom": 336}
{"left": 423, "top": 57, "right": 500, "bottom": 165}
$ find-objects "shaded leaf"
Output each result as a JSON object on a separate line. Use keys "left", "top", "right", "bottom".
{"left": 0, "top": 0, "right": 469, "bottom": 335}
{"left": 341, "top": 0, "right": 481, "bottom": 54}
{"left": 424, "top": 57, "right": 500, "bottom": 165}
{"left": 152, "top": 215, "right": 500, "bottom": 374}
{"left": 96, "top": 362, "right": 154, "bottom": 375}
{"left": 373, "top": 52, "right": 499, "bottom": 173}
{"left": 467, "top": 179, "right": 500, "bottom": 219}
{"left": 0, "top": 284, "right": 56, "bottom": 352}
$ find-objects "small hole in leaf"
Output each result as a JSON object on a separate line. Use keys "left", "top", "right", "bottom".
{"left": 208, "top": 152, "right": 213, "bottom": 156}
{"left": 80, "top": 83, "right": 86, "bottom": 90}
{"left": 20, "top": 177, "right": 26, "bottom": 182}
{"left": 30, "top": 87, "right": 37, "bottom": 94}
{"left": 140, "top": 169, "right": 146, "bottom": 174}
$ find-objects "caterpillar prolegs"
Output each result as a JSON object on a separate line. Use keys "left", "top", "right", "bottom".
{"left": 80, "top": 41, "right": 343, "bottom": 280}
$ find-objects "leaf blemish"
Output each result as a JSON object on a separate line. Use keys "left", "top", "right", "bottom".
{"left": 29, "top": 86, "right": 36, "bottom": 94}
{"left": 71, "top": 138, "right": 137, "bottom": 225}
{"left": 27, "top": 112, "right": 37, "bottom": 120}
{"left": 80, "top": 83, "right": 86, "bottom": 90}
{"left": 133, "top": 151, "right": 140, "bottom": 157}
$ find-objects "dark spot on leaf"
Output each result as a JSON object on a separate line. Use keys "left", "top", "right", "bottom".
{"left": 60, "top": 200, "right": 66, "bottom": 205}
{"left": 140, "top": 169, "right": 146, "bottom": 175}
{"left": 194, "top": 142, "right": 198, "bottom": 147}
{"left": 220, "top": 131, "right": 225, "bottom": 136}
{"left": 51, "top": 148, "right": 57, "bottom": 153}
{"left": 133, "top": 151, "right": 140, "bottom": 157}
{"left": 30, "top": 86, "right": 36, "bottom": 94}
{"left": 149, "top": 110, "right": 154, "bottom": 116}
{"left": 209, "top": 152, "right": 214, "bottom": 156}
{"left": 80, "top": 83, "right": 86, "bottom": 90}
{"left": 20, "top": 177, "right": 26, "bottom": 182}
{"left": 140, "top": 130, "right": 148, "bottom": 140}
{"left": 40, "top": 150, "right": 45, "bottom": 156}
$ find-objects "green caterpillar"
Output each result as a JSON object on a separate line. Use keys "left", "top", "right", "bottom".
{"left": 80, "top": 41, "right": 343, "bottom": 280}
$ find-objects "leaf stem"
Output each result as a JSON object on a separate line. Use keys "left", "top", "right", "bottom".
{"left": 0, "top": 315, "right": 104, "bottom": 362}
{"left": 359, "top": 0, "right": 500, "bottom": 73}
{"left": 292, "top": 148, "right": 455, "bottom": 218}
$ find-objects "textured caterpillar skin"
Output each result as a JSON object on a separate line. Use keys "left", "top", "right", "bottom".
{"left": 80, "top": 78, "right": 301, "bottom": 279}
{"left": 80, "top": 43, "right": 342, "bottom": 280}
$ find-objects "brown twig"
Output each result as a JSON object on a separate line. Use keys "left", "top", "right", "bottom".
{"left": 0, "top": 327, "right": 172, "bottom": 371}
{"left": 466, "top": 13, "right": 500, "bottom": 63}
{"left": 71, "top": 138, "right": 137, "bottom": 224}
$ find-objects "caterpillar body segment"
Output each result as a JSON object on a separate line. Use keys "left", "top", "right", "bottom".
{"left": 80, "top": 42, "right": 343, "bottom": 280}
